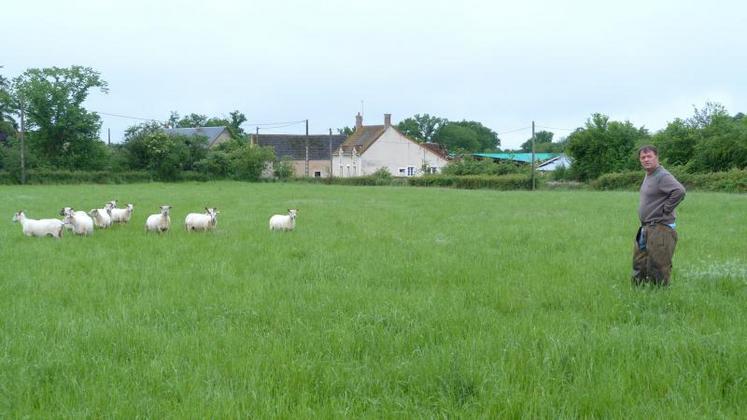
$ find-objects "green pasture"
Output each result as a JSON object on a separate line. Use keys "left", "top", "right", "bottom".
{"left": 1, "top": 182, "right": 745, "bottom": 418}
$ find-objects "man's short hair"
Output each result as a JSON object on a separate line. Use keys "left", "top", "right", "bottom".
{"left": 638, "top": 145, "right": 658, "bottom": 156}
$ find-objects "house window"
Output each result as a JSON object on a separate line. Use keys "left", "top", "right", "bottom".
{"left": 428, "top": 166, "right": 438, "bottom": 174}
{"left": 398, "top": 168, "right": 406, "bottom": 176}
{"left": 314, "top": 171, "right": 321, "bottom": 177}
{"left": 407, "top": 166, "right": 415, "bottom": 176}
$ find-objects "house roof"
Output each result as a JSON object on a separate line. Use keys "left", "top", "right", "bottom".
{"left": 421, "top": 142, "right": 450, "bottom": 160}
{"left": 473, "top": 152, "right": 559, "bottom": 163}
{"left": 164, "top": 126, "right": 230, "bottom": 147}
{"left": 256, "top": 134, "right": 347, "bottom": 160}
{"left": 338, "top": 125, "right": 387, "bottom": 154}
{"left": 337, "top": 126, "right": 450, "bottom": 161}
{"left": 537, "top": 155, "right": 572, "bottom": 170}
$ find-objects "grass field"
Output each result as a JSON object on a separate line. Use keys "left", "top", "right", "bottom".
{"left": 1, "top": 182, "right": 745, "bottom": 418}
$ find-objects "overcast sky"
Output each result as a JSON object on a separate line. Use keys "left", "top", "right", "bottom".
{"left": 3, "top": 0, "right": 745, "bottom": 149}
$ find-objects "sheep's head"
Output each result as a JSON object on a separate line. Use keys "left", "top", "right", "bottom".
{"left": 288, "top": 209, "right": 298, "bottom": 220}
{"left": 89, "top": 209, "right": 99, "bottom": 218}
{"left": 126, "top": 204, "right": 134, "bottom": 212}
{"left": 160, "top": 205, "right": 172, "bottom": 216}
{"left": 60, "top": 207, "right": 74, "bottom": 217}
{"left": 12, "top": 211, "right": 24, "bottom": 222}
{"left": 105, "top": 200, "right": 117, "bottom": 210}
{"left": 62, "top": 213, "right": 74, "bottom": 225}
{"left": 206, "top": 208, "right": 219, "bottom": 225}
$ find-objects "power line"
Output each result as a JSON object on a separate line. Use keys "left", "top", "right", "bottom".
{"left": 258, "top": 123, "right": 308, "bottom": 131}
{"left": 496, "top": 126, "right": 531, "bottom": 135}
{"left": 94, "top": 111, "right": 161, "bottom": 122}
{"left": 535, "top": 125, "right": 576, "bottom": 132}
{"left": 244, "top": 119, "right": 307, "bottom": 127}
{"left": 95, "top": 110, "right": 308, "bottom": 129}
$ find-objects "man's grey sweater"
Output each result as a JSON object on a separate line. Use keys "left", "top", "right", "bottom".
{"left": 639, "top": 166, "right": 686, "bottom": 225}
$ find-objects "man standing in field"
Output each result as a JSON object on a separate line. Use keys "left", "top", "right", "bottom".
{"left": 632, "top": 145, "right": 686, "bottom": 286}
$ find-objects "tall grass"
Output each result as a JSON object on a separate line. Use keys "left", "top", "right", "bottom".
{"left": 0, "top": 182, "right": 745, "bottom": 417}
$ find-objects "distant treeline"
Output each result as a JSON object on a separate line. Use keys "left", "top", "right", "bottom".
{"left": 1, "top": 66, "right": 745, "bottom": 185}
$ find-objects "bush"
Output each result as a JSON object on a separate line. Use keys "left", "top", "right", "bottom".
{"left": 195, "top": 150, "right": 231, "bottom": 178}
{"left": 274, "top": 156, "right": 295, "bottom": 179}
{"left": 550, "top": 165, "right": 572, "bottom": 181}
{"left": 591, "top": 169, "right": 747, "bottom": 192}
{"left": 0, "top": 170, "right": 152, "bottom": 184}
{"left": 408, "top": 174, "right": 533, "bottom": 190}
{"left": 228, "top": 144, "right": 275, "bottom": 181}
{"left": 442, "top": 157, "right": 525, "bottom": 176}
{"left": 590, "top": 171, "right": 642, "bottom": 190}
{"left": 321, "top": 174, "right": 404, "bottom": 187}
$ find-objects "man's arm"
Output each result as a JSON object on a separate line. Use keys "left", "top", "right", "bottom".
{"left": 659, "top": 174, "right": 686, "bottom": 215}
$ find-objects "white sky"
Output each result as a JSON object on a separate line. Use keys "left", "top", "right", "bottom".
{"left": 2, "top": 0, "right": 745, "bottom": 149}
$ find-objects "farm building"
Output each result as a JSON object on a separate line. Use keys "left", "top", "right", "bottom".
{"left": 252, "top": 133, "right": 347, "bottom": 178}
{"left": 164, "top": 126, "right": 233, "bottom": 148}
{"left": 537, "top": 155, "right": 572, "bottom": 171}
{"left": 333, "top": 113, "right": 449, "bottom": 177}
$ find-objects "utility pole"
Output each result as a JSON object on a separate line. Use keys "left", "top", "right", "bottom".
{"left": 304, "top": 119, "right": 309, "bottom": 177}
{"left": 329, "top": 128, "right": 333, "bottom": 179}
{"left": 107, "top": 128, "right": 111, "bottom": 145}
{"left": 255, "top": 126, "right": 259, "bottom": 146}
{"left": 19, "top": 99, "right": 26, "bottom": 185}
{"left": 531, "top": 120, "right": 536, "bottom": 191}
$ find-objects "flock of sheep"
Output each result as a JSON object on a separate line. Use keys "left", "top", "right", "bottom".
{"left": 11, "top": 200, "right": 299, "bottom": 238}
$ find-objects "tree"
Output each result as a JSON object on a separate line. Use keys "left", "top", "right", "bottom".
{"left": 688, "top": 102, "right": 729, "bottom": 129}
{"left": 652, "top": 102, "right": 747, "bottom": 170}
{"left": 397, "top": 114, "right": 448, "bottom": 142}
{"left": 167, "top": 111, "right": 180, "bottom": 128}
{"left": 337, "top": 126, "right": 354, "bottom": 136}
{"left": 651, "top": 118, "right": 698, "bottom": 166}
{"left": 0, "top": 69, "right": 17, "bottom": 135}
{"left": 435, "top": 124, "right": 478, "bottom": 152}
{"left": 690, "top": 113, "right": 747, "bottom": 172}
{"left": 6, "top": 66, "right": 109, "bottom": 170}
{"left": 566, "top": 113, "right": 649, "bottom": 181}
{"left": 177, "top": 113, "right": 209, "bottom": 128}
{"left": 520, "top": 130, "right": 553, "bottom": 152}
{"left": 175, "top": 110, "right": 247, "bottom": 138}
{"left": 433, "top": 120, "right": 500, "bottom": 152}
{"left": 122, "top": 121, "right": 208, "bottom": 179}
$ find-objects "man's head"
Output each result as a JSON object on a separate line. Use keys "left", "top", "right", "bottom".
{"left": 638, "top": 145, "right": 659, "bottom": 173}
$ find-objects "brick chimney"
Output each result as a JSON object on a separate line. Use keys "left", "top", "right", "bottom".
{"left": 355, "top": 113, "right": 363, "bottom": 131}
{"left": 384, "top": 113, "right": 391, "bottom": 127}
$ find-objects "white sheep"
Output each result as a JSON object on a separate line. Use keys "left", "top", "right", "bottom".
{"left": 107, "top": 203, "right": 134, "bottom": 224}
{"left": 269, "top": 209, "right": 298, "bottom": 231}
{"left": 145, "top": 205, "right": 172, "bottom": 233}
{"left": 184, "top": 207, "right": 219, "bottom": 232}
{"left": 59, "top": 207, "right": 89, "bottom": 230}
{"left": 12, "top": 211, "right": 65, "bottom": 238}
{"left": 88, "top": 208, "right": 112, "bottom": 228}
{"left": 62, "top": 208, "right": 94, "bottom": 236}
